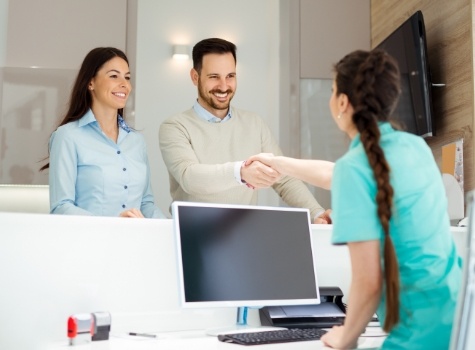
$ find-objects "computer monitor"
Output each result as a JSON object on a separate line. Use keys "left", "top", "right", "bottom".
{"left": 171, "top": 201, "right": 321, "bottom": 329}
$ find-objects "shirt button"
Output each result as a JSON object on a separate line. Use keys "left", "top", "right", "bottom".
{"left": 123, "top": 168, "right": 126, "bottom": 171}
{"left": 117, "top": 150, "right": 121, "bottom": 154}
{"left": 122, "top": 204, "right": 126, "bottom": 208}
{"left": 124, "top": 185, "right": 128, "bottom": 189}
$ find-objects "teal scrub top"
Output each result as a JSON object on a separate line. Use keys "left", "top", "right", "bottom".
{"left": 331, "top": 123, "right": 462, "bottom": 349}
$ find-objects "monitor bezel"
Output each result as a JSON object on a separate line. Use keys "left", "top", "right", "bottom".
{"left": 171, "top": 201, "right": 321, "bottom": 308}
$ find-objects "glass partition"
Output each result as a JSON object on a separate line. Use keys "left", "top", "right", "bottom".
{"left": 0, "top": 67, "right": 76, "bottom": 184}
{"left": 300, "top": 78, "right": 349, "bottom": 209}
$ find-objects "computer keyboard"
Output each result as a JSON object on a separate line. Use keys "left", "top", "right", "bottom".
{"left": 217, "top": 328, "right": 328, "bottom": 346}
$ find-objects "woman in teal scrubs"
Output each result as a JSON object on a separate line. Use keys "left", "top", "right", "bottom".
{"left": 246, "top": 49, "right": 461, "bottom": 349}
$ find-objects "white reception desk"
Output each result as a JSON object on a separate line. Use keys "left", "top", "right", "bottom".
{"left": 0, "top": 212, "right": 467, "bottom": 350}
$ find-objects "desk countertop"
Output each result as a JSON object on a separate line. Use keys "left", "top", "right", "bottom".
{"left": 47, "top": 330, "right": 385, "bottom": 349}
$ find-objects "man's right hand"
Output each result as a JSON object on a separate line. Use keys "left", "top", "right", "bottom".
{"left": 241, "top": 160, "right": 282, "bottom": 189}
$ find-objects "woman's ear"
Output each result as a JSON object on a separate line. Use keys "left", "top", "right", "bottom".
{"left": 339, "top": 93, "right": 350, "bottom": 112}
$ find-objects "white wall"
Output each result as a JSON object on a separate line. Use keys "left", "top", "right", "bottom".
{"left": 133, "top": 0, "right": 281, "bottom": 215}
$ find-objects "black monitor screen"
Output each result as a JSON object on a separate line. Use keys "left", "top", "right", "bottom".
{"left": 376, "top": 10, "right": 433, "bottom": 138}
{"left": 172, "top": 202, "right": 320, "bottom": 307}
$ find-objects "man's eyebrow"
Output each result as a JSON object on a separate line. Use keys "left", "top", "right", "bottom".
{"left": 206, "top": 72, "right": 236, "bottom": 76}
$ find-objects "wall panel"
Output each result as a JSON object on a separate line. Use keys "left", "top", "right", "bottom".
{"left": 371, "top": 0, "right": 474, "bottom": 196}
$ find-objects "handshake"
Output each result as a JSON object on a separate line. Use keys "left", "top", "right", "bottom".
{"left": 241, "top": 153, "right": 284, "bottom": 190}
{"left": 241, "top": 152, "right": 334, "bottom": 191}
{"left": 241, "top": 153, "right": 334, "bottom": 224}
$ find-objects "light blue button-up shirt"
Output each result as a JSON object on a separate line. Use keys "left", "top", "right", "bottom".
{"left": 193, "top": 99, "right": 232, "bottom": 123}
{"left": 49, "top": 109, "right": 164, "bottom": 218}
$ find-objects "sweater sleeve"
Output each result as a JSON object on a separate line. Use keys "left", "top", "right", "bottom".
{"left": 159, "top": 116, "right": 241, "bottom": 196}
{"left": 259, "top": 121, "right": 325, "bottom": 218}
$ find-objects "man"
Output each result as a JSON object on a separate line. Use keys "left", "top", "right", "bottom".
{"left": 159, "top": 38, "right": 331, "bottom": 223}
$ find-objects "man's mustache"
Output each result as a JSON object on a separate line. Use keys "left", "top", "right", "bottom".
{"left": 210, "top": 89, "right": 233, "bottom": 94}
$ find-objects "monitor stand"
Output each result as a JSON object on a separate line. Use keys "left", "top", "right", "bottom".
{"left": 205, "top": 307, "right": 285, "bottom": 336}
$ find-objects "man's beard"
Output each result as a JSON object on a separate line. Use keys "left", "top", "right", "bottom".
{"left": 198, "top": 80, "right": 234, "bottom": 111}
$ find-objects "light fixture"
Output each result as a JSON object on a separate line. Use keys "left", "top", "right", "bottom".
{"left": 172, "top": 45, "right": 190, "bottom": 60}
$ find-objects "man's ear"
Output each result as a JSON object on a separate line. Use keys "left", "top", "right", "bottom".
{"left": 190, "top": 68, "right": 199, "bottom": 86}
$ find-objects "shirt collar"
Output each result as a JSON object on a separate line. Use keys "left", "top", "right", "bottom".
{"left": 118, "top": 115, "right": 131, "bottom": 133}
{"left": 193, "top": 100, "right": 232, "bottom": 123}
{"left": 349, "top": 122, "right": 394, "bottom": 150}
{"left": 78, "top": 109, "right": 96, "bottom": 127}
{"left": 78, "top": 109, "right": 131, "bottom": 133}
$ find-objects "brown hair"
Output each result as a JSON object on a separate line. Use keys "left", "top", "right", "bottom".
{"left": 39, "top": 47, "right": 129, "bottom": 171}
{"left": 192, "top": 38, "right": 237, "bottom": 74}
{"left": 334, "top": 49, "right": 401, "bottom": 332}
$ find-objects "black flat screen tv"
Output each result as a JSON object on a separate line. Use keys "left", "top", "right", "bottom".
{"left": 376, "top": 10, "right": 434, "bottom": 138}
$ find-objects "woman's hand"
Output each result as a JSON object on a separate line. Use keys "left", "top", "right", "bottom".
{"left": 119, "top": 208, "right": 145, "bottom": 218}
{"left": 245, "top": 153, "right": 276, "bottom": 168}
{"left": 321, "top": 325, "right": 358, "bottom": 349}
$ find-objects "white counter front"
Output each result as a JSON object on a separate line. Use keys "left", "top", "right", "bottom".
{"left": 0, "top": 213, "right": 466, "bottom": 349}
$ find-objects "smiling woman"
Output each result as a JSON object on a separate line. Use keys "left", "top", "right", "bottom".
{"left": 89, "top": 56, "right": 131, "bottom": 142}
{"left": 39, "top": 47, "right": 165, "bottom": 219}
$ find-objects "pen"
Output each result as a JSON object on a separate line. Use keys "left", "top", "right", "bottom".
{"left": 129, "top": 332, "right": 157, "bottom": 338}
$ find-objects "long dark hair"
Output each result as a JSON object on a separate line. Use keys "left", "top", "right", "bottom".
{"left": 40, "top": 47, "right": 129, "bottom": 171}
{"left": 334, "top": 49, "right": 401, "bottom": 332}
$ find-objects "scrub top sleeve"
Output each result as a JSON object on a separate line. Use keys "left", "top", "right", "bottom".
{"left": 331, "top": 159, "right": 382, "bottom": 244}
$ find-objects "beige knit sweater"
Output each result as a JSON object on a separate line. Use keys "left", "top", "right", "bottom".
{"left": 159, "top": 107, "right": 324, "bottom": 218}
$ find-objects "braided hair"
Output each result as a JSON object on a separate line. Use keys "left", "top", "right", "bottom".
{"left": 334, "top": 49, "right": 401, "bottom": 332}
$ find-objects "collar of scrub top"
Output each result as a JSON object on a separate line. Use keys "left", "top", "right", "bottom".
{"left": 349, "top": 122, "right": 393, "bottom": 150}
{"left": 193, "top": 99, "right": 232, "bottom": 123}
{"left": 78, "top": 109, "right": 132, "bottom": 133}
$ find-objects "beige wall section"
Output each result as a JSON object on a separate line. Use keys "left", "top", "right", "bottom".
{"left": 5, "top": 0, "right": 127, "bottom": 69}
{"left": 371, "top": 0, "right": 474, "bottom": 195}
{"left": 300, "top": 0, "right": 370, "bottom": 79}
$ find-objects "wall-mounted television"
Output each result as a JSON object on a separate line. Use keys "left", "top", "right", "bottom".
{"left": 376, "top": 10, "right": 434, "bottom": 138}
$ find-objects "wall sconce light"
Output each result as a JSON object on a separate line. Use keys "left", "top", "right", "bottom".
{"left": 172, "top": 45, "right": 190, "bottom": 60}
